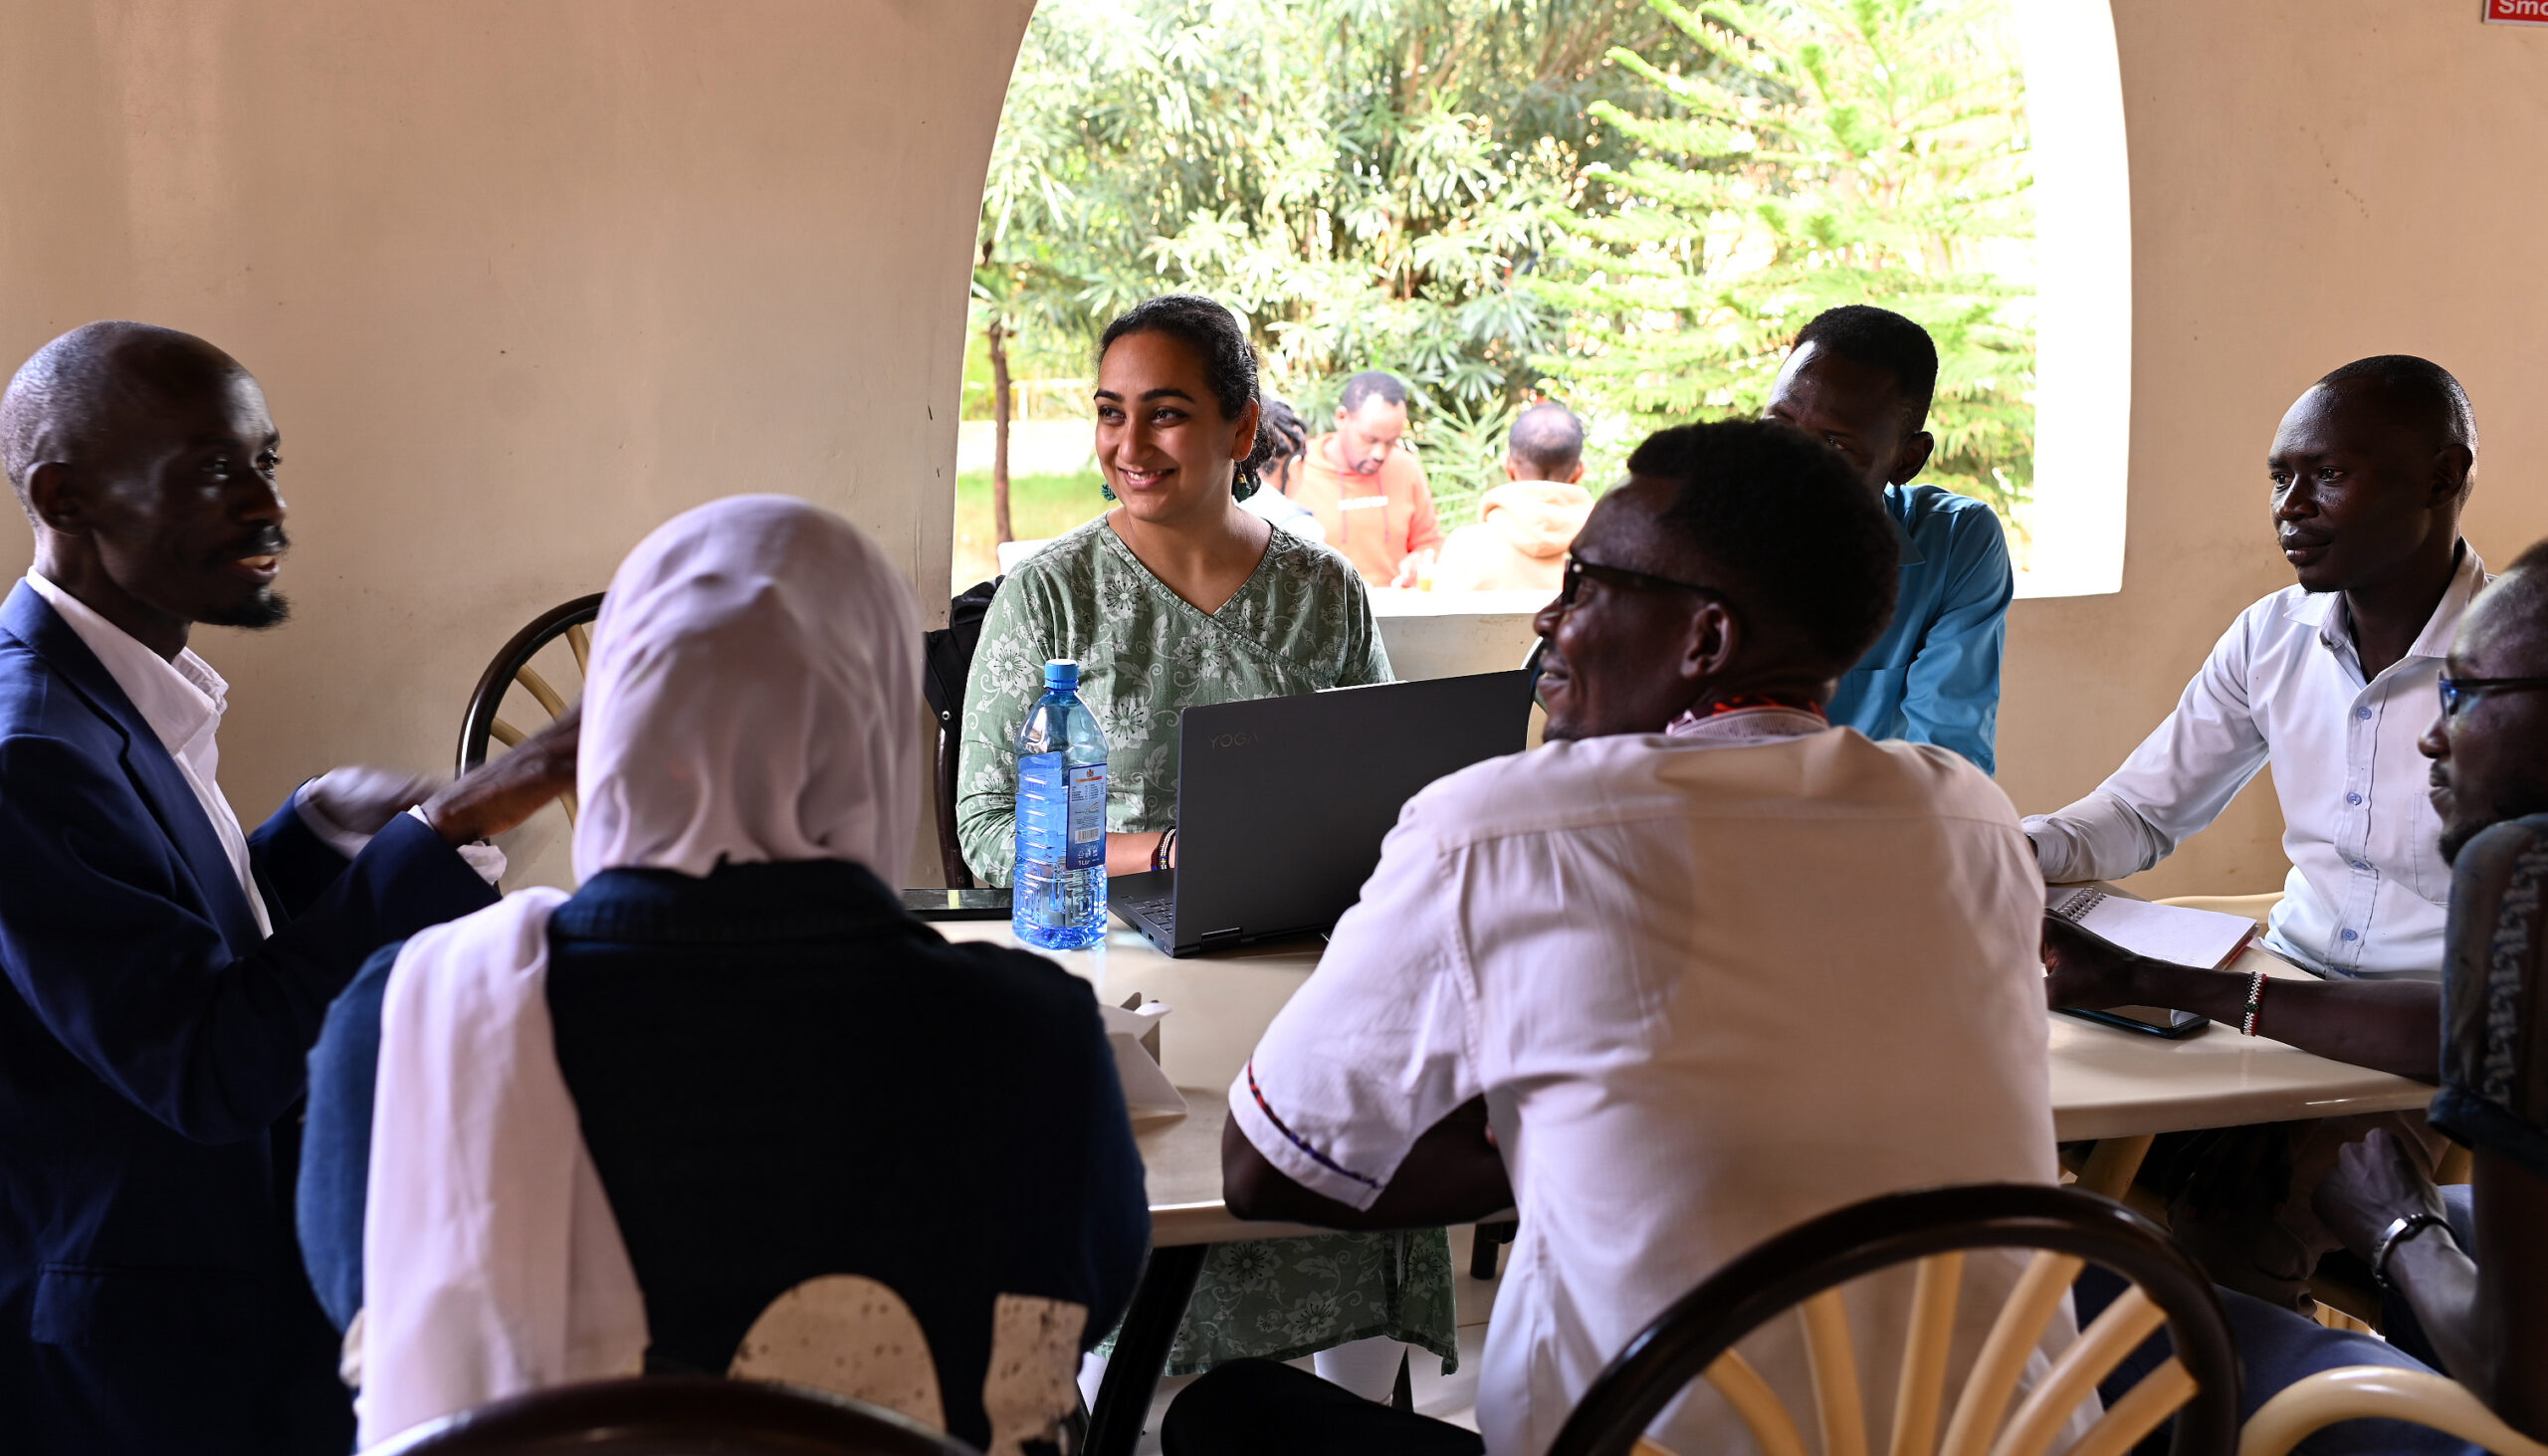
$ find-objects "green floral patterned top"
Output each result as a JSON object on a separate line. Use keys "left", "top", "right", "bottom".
{"left": 956, "top": 516, "right": 1392, "bottom": 886}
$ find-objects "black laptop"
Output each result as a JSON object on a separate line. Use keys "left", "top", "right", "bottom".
{"left": 1111, "top": 670, "right": 1536, "bottom": 955}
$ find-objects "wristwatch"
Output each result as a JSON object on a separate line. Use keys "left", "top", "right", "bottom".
{"left": 2370, "top": 1211, "right": 2457, "bottom": 1288}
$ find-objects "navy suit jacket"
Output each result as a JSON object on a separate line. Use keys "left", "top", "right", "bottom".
{"left": 0, "top": 582, "right": 499, "bottom": 1456}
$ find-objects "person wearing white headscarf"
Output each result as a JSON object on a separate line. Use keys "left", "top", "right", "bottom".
{"left": 297, "top": 497, "right": 1148, "bottom": 1453}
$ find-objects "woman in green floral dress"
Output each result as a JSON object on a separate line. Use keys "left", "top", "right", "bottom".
{"left": 955, "top": 296, "right": 1458, "bottom": 1393}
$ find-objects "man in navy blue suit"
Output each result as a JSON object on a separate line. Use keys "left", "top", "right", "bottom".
{"left": 0, "top": 321, "right": 576, "bottom": 1455}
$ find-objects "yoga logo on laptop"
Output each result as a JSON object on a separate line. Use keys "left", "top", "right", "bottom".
{"left": 1208, "top": 731, "right": 1261, "bottom": 748}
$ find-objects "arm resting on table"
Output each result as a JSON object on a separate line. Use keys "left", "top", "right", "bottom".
{"left": 2042, "top": 915, "right": 2439, "bottom": 1080}
{"left": 2134, "top": 959, "right": 2437, "bottom": 1081}
{"left": 1222, "top": 1095, "right": 1512, "bottom": 1230}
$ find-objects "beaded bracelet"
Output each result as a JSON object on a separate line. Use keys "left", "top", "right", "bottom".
{"left": 1152, "top": 825, "right": 1178, "bottom": 873}
{"left": 2239, "top": 968, "right": 2268, "bottom": 1036}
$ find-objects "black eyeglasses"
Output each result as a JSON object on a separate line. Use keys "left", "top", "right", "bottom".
{"left": 1558, "top": 556, "right": 1725, "bottom": 609}
{"left": 2438, "top": 676, "right": 2548, "bottom": 720}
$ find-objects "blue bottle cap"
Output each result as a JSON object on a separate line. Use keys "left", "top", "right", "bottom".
{"left": 1044, "top": 659, "right": 1080, "bottom": 690}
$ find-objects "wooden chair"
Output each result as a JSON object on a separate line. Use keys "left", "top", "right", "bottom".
{"left": 2239, "top": 1365, "right": 2547, "bottom": 1456}
{"left": 456, "top": 593, "right": 603, "bottom": 823}
{"left": 362, "top": 1373, "right": 981, "bottom": 1455}
{"left": 1545, "top": 1183, "right": 2241, "bottom": 1456}
{"left": 922, "top": 579, "right": 1001, "bottom": 889}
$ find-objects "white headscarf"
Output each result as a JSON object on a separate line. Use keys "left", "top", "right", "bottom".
{"left": 574, "top": 494, "right": 923, "bottom": 882}
{"left": 357, "top": 498, "right": 926, "bottom": 1446}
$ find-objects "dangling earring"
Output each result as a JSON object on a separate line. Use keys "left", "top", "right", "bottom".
{"left": 1231, "top": 463, "right": 1260, "bottom": 503}
{"left": 1099, "top": 478, "right": 1118, "bottom": 503}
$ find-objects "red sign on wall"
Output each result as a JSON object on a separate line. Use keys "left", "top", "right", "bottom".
{"left": 2488, "top": 0, "right": 2548, "bottom": 25}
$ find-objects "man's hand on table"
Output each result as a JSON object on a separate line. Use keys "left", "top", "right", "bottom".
{"left": 422, "top": 705, "right": 579, "bottom": 847}
{"left": 2040, "top": 914, "right": 2149, "bottom": 1010}
{"left": 2043, "top": 907, "right": 2445, "bottom": 1079}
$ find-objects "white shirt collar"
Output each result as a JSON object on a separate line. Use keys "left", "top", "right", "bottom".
{"left": 24, "top": 571, "right": 229, "bottom": 759}
{"left": 2281, "top": 540, "right": 2488, "bottom": 671}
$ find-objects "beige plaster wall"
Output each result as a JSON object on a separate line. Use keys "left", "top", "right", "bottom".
{"left": 1999, "top": 0, "right": 2548, "bottom": 899}
{"left": 3, "top": 0, "right": 2543, "bottom": 899}
{"left": 0, "top": 1, "right": 1031, "bottom": 884}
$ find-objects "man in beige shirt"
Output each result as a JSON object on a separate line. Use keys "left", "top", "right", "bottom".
{"left": 1287, "top": 370, "right": 1444, "bottom": 585}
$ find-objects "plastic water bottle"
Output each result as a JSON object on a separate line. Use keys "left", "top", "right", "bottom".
{"left": 1012, "top": 659, "right": 1110, "bottom": 949}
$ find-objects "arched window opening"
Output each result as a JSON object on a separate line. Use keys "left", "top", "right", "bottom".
{"left": 956, "top": 0, "right": 2131, "bottom": 603}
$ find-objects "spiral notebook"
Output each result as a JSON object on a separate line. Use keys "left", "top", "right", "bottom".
{"left": 2048, "top": 887, "right": 2260, "bottom": 970}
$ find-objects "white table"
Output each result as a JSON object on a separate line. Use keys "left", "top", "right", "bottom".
{"left": 938, "top": 918, "right": 2434, "bottom": 1454}
{"left": 939, "top": 923, "right": 2434, "bottom": 1235}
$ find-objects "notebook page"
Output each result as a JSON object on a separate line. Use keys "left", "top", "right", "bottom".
{"left": 2048, "top": 888, "right": 2258, "bottom": 970}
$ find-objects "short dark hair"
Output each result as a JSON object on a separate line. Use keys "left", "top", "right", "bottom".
{"left": 2488, "top": 538, "right": 2548, "bottom": 632}
{"left": 1097, "top": 295, "right": 1268, "bottom": 498}
{"left": 2316, "top": 354, "right": 2478, "bottom": 461}
{"left": 0, "top": 320, "right": 238, "bottom": 506}
{"left": 1627, "top": 419, "right": 1900, "bottom": 673}
{"left": 1792, "top": 306, "right": 1939, "bottom": 430}
{"left": 1338, "top": 370, "right": 1407, "bottom": 412}
{"left": 1507, "top": 402, "right": 1585, "bottom": 476}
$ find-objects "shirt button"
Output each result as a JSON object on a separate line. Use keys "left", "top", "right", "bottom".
{"left": 2356, "top": 707, "right": 2373, "bottom": 721}
{"left": 2341, "top": 930, "right": 2359, "bottom": 941}
{"left": 2354, "top": 861, "right": 2369, "bottom": 871}
{"left": 2346, "top": 792, "right": 2363, "bottom": 805}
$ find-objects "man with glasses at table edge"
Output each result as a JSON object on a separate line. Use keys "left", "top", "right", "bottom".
{"left": 2024, "top": 354, "right": 2484, "bottom": 1310}
{"left": 1162, "top": 420, "right": 2074, "bottom": 1456}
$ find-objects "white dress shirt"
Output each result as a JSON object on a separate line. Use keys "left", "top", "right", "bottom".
{"left": 1232, "top": 715, "right": 2079, "bottom": 1456}
{"left": 26, "top": 571, "right": 273, "bottom": 937}
{"left": 2023, "top": 544, "right": 2488, "bottom": 979}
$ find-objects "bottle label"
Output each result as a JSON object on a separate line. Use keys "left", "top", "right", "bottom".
{"left": 1065, "top": 764, "right": 1106, "bottom": 870}
{"left": 1016, "top": 753, "right": 1107, "bottom": 872}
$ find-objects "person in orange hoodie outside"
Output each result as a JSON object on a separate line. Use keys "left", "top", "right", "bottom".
{"left": 1288, "top": 370, "right": 1445, "bottom": 585}
{"left": 1432, "top": 402, "right": 1595, "bottom": 594}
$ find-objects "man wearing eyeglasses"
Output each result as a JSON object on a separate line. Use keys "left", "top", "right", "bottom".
{"left": 1168, "top": 421, "right": 2074, "bottom": 1456}
{"left": 2025, "top": 355, "right": 2485, "bottom": 982}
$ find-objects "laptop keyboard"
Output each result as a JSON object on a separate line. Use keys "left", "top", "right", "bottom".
{"left": 1124, "top": 896, "right": 1175, "bottom": 936}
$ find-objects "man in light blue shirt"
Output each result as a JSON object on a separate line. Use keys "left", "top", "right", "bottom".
{"left": 1762, "top": 306, "right": 2014, "bottom": 772}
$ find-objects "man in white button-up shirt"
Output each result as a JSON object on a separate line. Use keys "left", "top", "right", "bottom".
{"left": 2026, "top": 355, "right": 2486, "bottom": 980}
{"left": 0, "top": 321, "right": 576, "bottom": 1456}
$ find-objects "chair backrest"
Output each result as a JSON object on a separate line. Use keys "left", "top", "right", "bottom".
{"left": 1547, "top": 1183, "right": 2240, "bottom": 1456}
{"left": 457, "top": 593, "right": 605, "bottom": 822}
{"left": 364, "top": 1374, "right": 981, "bottom": 1455}
{"left": 923, "top": 578, "right": 1001, "bottom": 890}
{"left": 2238, "top": 1365, "right": 2548, "bottom": 1456}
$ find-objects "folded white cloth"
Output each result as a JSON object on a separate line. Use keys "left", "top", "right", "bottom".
{"left": 356, "top": 890, "right": 642, "bottom": 1444}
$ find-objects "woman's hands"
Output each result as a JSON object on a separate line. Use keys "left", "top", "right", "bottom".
{"left": 1104, "top": 830, "right": 1174, "bottom": 878}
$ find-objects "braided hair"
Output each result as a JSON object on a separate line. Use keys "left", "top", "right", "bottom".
{"left": 1253, "top": 396, "right": 1309, "bottom": 494}
{"left": 1095, "top": 295, "right": 1270, "bottom": 502}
